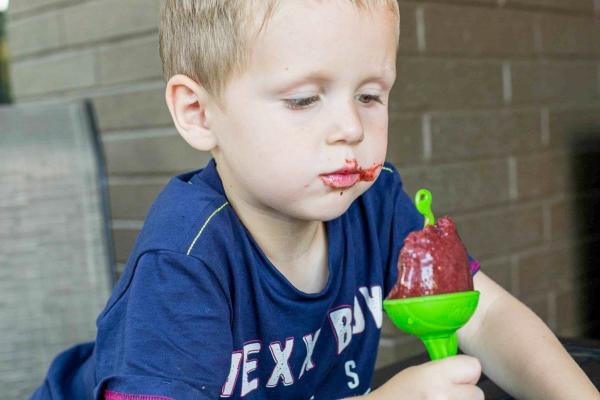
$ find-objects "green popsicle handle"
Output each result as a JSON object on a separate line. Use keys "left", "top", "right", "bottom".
{"left": 415, "top": 189, "right": 435, "bottom": 227}
{"left": 422, "top": 333, "right": 458, "bottom": 360}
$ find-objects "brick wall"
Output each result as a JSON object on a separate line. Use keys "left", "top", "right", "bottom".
{"left": 5, "top": 0, "right": 600, "bottom": 369}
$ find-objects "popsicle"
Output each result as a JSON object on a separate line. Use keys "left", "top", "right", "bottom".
{"left": 383, "top": 189, "right": 479, "bottom": 360}
{"left": 387, "top": 216, "right": 473, "bottom": 299}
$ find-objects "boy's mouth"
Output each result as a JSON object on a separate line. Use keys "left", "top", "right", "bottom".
{"left": 319, "top": 160, "right": 383, "bottom": 189}
{"left": 320, "top": 172, "right": 361, "bottom": 189}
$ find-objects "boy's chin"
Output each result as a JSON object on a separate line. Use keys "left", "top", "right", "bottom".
{"left": 308, "top": 208, "right": 348, "bottom": 222}
{"left": 296, "top": 193, "right": 358, "bottom": 222}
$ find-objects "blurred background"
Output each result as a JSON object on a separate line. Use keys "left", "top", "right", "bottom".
{"left": 0, "top": 0, "right": 599, "bottom": 398}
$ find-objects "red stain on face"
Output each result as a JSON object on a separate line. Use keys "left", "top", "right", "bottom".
{"left": 345, "top": 159, "right": 383, "bottom": 181}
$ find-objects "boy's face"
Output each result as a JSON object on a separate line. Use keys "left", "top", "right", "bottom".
{"left": 210, "top": 1, "right": 398, "bottom": 222}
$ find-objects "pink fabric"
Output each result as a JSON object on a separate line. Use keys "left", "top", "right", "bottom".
{"left": 104, "top": 390, "right": 174, "bottom": 400}
{"left": 470, "top": 259, "right": 481, "bottom": 275}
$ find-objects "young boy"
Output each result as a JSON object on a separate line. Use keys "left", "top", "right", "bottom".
{"left": 31, "top": 1, "right": 598, "bottom": 399}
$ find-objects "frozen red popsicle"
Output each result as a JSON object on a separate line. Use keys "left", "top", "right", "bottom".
{"left": 387, "top": 217, "right": 473, "bottom": 299}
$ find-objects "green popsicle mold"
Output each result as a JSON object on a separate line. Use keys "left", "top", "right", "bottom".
{"left": 383, "top": 291, "right": 480, "bottom": 360}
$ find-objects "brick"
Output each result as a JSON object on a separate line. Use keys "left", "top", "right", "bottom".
{"left": 478, "top": 256, "right": 513, "bottom": 292}
{"left": 454, "top": 203, "right": 545, "bottom": 259}
{"left": 429, "top": 109, "right": 541, "bottom": 161}
{"left": 95, "top": 35, "right": 162, "bottom": 86}
{"left": 424, "top": 3, "right": 535, "bottom": 56}
{"left": 516, "top": 151, "right": 571, "bottom": 200}
{"left": 6, "top": 10, "right": 65, "bottom": 58}
{"left": 63, "top": 0, "right": 160, "bottom": 47}
{"left": 555, "top": 288, "right": 587, "bottom": 337}
{"left": 108, "top": 178, "right": 168, "bottom": 220}
{"left": 103, "top": 131, "right": 212, "bottom": 175}
{"left": 10, "top": 50, "right": 95, "bottom": 98}
{"left": 548, "top": 105, "right": 600, "bottom": 149}
{"left": 549, "top": 197, "right": 577, "bottom": 242}
{"left": 400, "top": 159, "right": 511, "bottom": 214}
{"left": 92, "top": 86, "right": 172, "bottom": 132}
{"left": 517, "top": 244, "right": 576, "bottom": 297}
{"left": 506, "top": 0, "right": 595, "bottom": 12}
{"left": 392, "top": 57, "right": 504, "bottom": 111}
{"left": 112, "top": 226, "right": 140, "bottom": 263}
{"left": 519, "top": 293, "right": 550, "bottom": 323}
{"left": 538, "top": 14, "right": 600, "bottom": 57}
{"left": 398, "top": 1, "right": 418, "bottom": 53}
{"left": 386, "top": 112, "right": 423, "bottom": 166}
{"left": 510, "top": 61, "right": 598, "bottom": 105}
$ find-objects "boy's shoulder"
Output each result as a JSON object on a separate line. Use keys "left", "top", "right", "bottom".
{"left": 129, "top": 159, "right": 234, "bottom": 262}
{"left": 95, "top": 161, "right": 235, "bottom": 326}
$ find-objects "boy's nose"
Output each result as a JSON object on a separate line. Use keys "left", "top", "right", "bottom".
{"left": 326, "top": 101, "right": 365, "bottom": 145}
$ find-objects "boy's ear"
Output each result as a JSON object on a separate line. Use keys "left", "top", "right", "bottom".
{"left": 165, "top": 74, "right": 218, "bottom": 152}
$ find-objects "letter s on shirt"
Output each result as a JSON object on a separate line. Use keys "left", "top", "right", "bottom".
{"left": 345, "top": 360, "right": 359, "bottom": 389}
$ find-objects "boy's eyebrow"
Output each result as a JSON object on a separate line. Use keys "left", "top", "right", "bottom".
{"left": 271, "top": 71, "right": 330, "bottom": 93}
{"left": 359, "top": 74, "right": 396, "bottom": 90}
{"left": 272, "top": 70, "right": 395, "bottom": 93}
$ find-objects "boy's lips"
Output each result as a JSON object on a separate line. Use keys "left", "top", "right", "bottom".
{"left": 319, "top": 172, "right": 361, "bottom": 189}
{"left": 319, "top": 161, "right": 383, "bottom": 189}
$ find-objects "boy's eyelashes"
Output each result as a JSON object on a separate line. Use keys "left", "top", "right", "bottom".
{"left": 285, "top": 95, "right": 321, "bottom": 110}
{"left": 283, "top": 94, "right": 384, "bottom": 110}
{"left": 357, "top": 94, "right": 385, "bottom": 106}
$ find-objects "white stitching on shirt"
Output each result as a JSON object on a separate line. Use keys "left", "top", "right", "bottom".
{"left": 186, "top": 201, "right": 229, "bottom": 256}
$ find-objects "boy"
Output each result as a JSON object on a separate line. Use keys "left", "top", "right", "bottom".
{"left": 31, "top": 0, "right": 598, "bottom": 399}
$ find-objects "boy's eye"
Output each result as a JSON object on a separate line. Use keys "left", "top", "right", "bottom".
{"left": 357, "top": 94, "right": 384, "bottom": 105}
{"left": 284, "top": 95, "right": 320, "bottom": 110}
{"left": 283, "top": 94, "right": 384, "bottom": 110}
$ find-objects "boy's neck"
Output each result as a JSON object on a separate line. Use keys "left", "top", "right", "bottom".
{"left": 217, "top": 170, "right": 329, "bottom": 293}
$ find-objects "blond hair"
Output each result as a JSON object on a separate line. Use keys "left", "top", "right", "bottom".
{"left": 159, "top": 0, "right": 400, "bottom": 103}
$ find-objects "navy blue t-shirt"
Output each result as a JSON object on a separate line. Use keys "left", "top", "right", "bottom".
{"left": 31, "top": 160, "right": 480, "bottom": 400}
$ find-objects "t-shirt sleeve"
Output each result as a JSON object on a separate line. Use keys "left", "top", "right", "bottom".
{"left": 380, "top": 163, "right": 480, "bottom": 297}
{"left": 94, "top": 250, "right": 232, "bottom": 400}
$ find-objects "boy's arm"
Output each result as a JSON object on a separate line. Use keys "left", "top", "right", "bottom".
{"left": 458, "top": 271, "right": 599, "bottom": 399}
